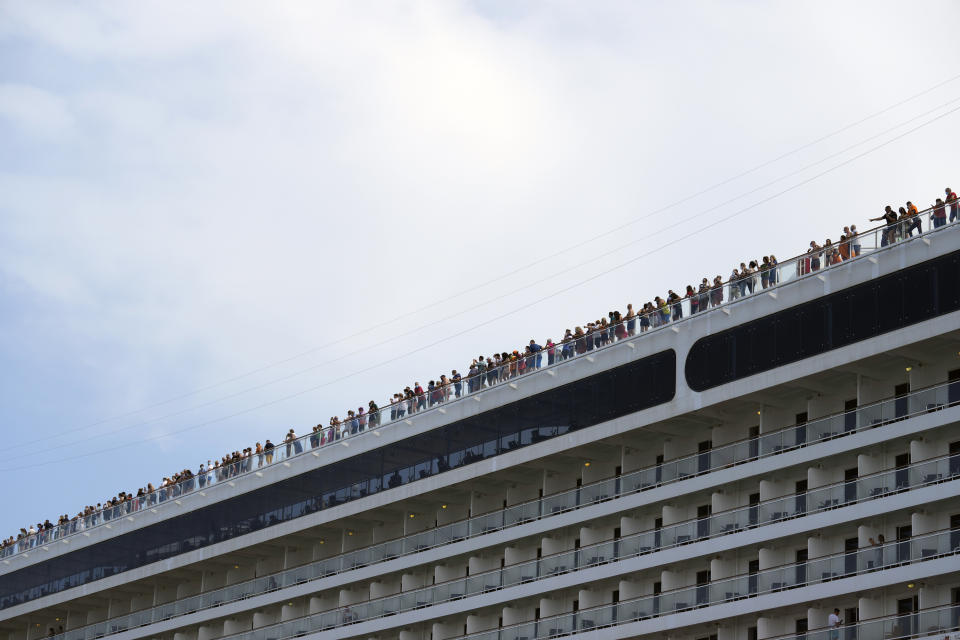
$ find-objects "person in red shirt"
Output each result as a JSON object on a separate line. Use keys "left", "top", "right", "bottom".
{"left": 932, "top": 198, "right": 947, "bottom": 228}
{"left": 946, "top": 187, "right": 958, "bottom": 223}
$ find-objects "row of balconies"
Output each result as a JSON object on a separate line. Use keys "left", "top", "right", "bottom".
{"left": 4, "top": 374, "right": 960, "bottom": 640}
{"left": 144, "top": 515, "right": 960, "bottom": 640}
{"left": 7, "top": 372, "right": 960, "bottom": 638}
{"left": 15, "top": 447, "right": 958, "bottom": 640}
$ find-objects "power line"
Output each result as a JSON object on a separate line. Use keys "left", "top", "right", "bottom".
{"left": 3, "top": 101, "right": 956, "bottom": 473}
{"left": 13, "top": 72, "right": 959, "bottom": 451}
{"left": 15, "top": 91, "right": 960, "bottom": 462}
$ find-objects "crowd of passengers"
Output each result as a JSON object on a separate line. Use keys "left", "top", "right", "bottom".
{"left": 4, "top": 187, "right": 958, "bottom": 556}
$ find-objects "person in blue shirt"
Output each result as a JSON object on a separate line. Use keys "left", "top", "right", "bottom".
{"left": 528, "top": 340, "right": 543, "bottom": 368}
{"left": 451, "top": 370, "right": 462, "bottom": 397}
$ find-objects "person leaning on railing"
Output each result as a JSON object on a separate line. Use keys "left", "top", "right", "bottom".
{"left": 932, "top": 197, "right": 947, "bottom": 228}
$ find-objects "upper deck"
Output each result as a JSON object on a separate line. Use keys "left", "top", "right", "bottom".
{"left": 2, "top": 218, "right": 959, "bottom": 615}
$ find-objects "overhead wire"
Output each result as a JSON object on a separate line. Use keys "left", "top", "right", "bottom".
{"left": 13, "top": 91, "right": 960, "bottom": 461}
{"left": 13, "top": 72, "right": 960, "bottom": 451}
{"left": 3, "top": 100, "right": 957, "bottom": 473}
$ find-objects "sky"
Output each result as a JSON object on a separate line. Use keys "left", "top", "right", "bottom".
{"left": 1, "top": 1, "right": 959, "bottom": 535}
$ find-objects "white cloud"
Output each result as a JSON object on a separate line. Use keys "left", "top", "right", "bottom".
{"left": 1, "top": 0, "right": 959, "bottom": 529}
{"left": 0, "top": 83, "right": 74, "bottom": 138}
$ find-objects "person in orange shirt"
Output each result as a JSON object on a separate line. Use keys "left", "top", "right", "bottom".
{"left": 838, "top": 234, "right": 850, "bottom": 261}
{"left": 905, "top": 200, "right": 922, "bottom": 236}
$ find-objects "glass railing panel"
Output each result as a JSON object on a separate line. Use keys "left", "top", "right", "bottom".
{"left": 660, "top": 520, "right": 698, "bottom": 546}
{"left": 578, "top": 602, "right": 616, "bottom": 631}
{"left": 758, "top": 430, "right": 785, "bottom": 456}
{"left": 710, "top": 575, "right": 750, "bottom": 602}
{"left": 711, "top": 508, "right": 748, "bottom": 535}
{"left": 616, "top": 596, "right": 653, "bottom": 622}
{"left": 378, "top": 538, "right": 402, "bottom": 561}
{"left": 758, "top": 494, "right": 794, "bottom": 522}
{"left": 808, "top": 482, "right": 843, "bottom": 512}
{"left": 503, "top": 501, "right": 539, "bottom": 527}
{"left": 807, "top": 414, "right": 843, "bottom": 441}
{"left": 675, "top": 455, "right": 699, "bottom": 479}
{"left": 540, "top": 489, "right": 577, "bottom": 516}
{"left": 808, "top": 554, "right": 845, "bottom": 582}
{"left": 468, "top": 511, "right": 503, "bottom": 537}
{"left": 710, "top": 444, "right": 736, "bottom": 468}
{"left": 658, "top": 588, "right": 691, "bottom": 614}
{"left": 621, "top": 467, "right": 656, "bottom": 492}
{"left": 588, "top": 539, "right": 615, "bottom": 565}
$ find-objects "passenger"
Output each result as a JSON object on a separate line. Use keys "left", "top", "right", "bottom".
{"left": 744, "top": 262, "right": 757, "bottom": 294}
{"left": 729, "top": 268, "right": 741, "bottom": 299}
{"left": 685, "top": 285, "right": 698, "bottom": 314}
{"left": 529, "top": 339, "right": 543, "bottom": 368}
{"left": 414, "top": 382, "right": 425, "bottom": 411}
{"left": 808, "top": 241, "right": 822, "bottom": 272}
{"left": 837, "top": 237, "right": 849, "bottom": 261}
{"left": 710, "top": 276, "right": 724, "bottom": 307}
{"left": 613, "top": 311, "right": 626, "bottom": 340}
{"left": 658, "top": 297, "right": 671, "bottom": 324}
{"left": 869, "top": 206, "right": 898, "bottom": 245}
{"left": 698, "top": 278, "right": 711, "bottom": 310}
{"left": 575, "top": 326, "right": 587, "bottom": 351}
{"left": 759, "top": 257, "right": 772, "bottom": 288}
{"left": 906, "top": 201, "right": 922, "bottom": 236}
{"left": 668, "top": 290, "right": 682, "bottom": 320}
{"left": 738, "top": 263, "right": 750, "bottom": 296}
{"left": 824, "top": 239, "right": 839, "bottom": 265}
{"left": 931, "top": 198, "right": 947, "bottom": 228}
{"left": 828, "top": 608, "right": 842, "bottom": 640}
{"left": 451, "top": 370, "right": 462, "bottom": 397}
{"left": 625, "top": 304, "right": 636, "bottom": 336}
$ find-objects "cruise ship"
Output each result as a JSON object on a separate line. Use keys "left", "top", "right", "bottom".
{"left": 2, "top": 217, "right": 960, "bottom": 640}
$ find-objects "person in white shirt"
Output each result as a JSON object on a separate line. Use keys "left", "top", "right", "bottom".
{"left": 828, "top": 608, "right": 843, "bottom": 639}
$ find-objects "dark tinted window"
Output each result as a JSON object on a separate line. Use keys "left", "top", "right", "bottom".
{"left": 1, "top": 350, "right": 675, "bottom": 609}
{"left": 686, "top": 251, "right": 960, "bottom": 391}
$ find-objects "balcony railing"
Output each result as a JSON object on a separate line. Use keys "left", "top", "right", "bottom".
{"left": 36, "top": 378, "right": 960, "bottom": 640}
{"left": 454, "top": 529, "right": 960, "bottom": 640}
{"left": 457, "top": 587, "right": 960, "bottom": 640}
{"left": 763, "top": 603, "right": 960, "bottom": 640}
{"left": 52, "top": 450, "right": 960, "bottom": 640}
{"left": 5, "top": 213, "right": 955, "bottom": 561}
